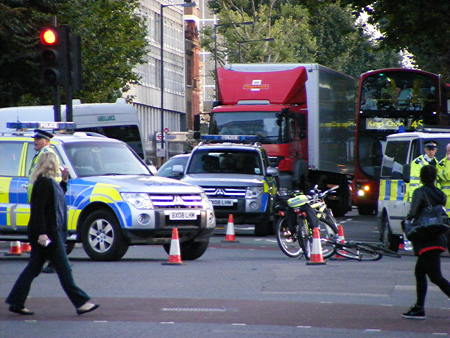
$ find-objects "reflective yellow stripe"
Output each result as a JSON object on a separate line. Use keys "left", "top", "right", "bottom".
{"left": 68, "top": 208, "right": 81, "bottom": 231}
{"left": 15, "top": 207, "right": 30, "bottom": 226}
{"left": 0, "top": 177, "right": 12, "bottom": 203}
{"left": 91, "top": 183, "right": 121, "bottom": 202}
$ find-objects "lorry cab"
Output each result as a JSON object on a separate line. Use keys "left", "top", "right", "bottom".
{"left": 378, "top": 130, "right": 450, "bottom": 250}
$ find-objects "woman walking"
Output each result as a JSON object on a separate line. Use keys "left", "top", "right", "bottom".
{"left": 5, "top": 152, "right": 99, "bottom": 315}
{"left": 402, "top": 165, "right": 450, "bottom": 319}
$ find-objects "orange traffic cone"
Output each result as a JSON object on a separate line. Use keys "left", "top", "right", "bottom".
{"left": 21, "top": 242, "right": 32, "bottom": 253}
{"left": 162, "top": 228, "right": 183, "bottom": 265}
{"left": 307, "top": 227, "right": 326, "bottom": 265}
{"left": 222, "top": 214, "right": 239, "bottom": 243}
{"left": 5, "top": 241, "right": 23, "bottom": 256}
{"left": 334, "top": 224, "right": 347, "bottom": 259}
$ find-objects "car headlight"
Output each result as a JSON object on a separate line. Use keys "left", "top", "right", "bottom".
{"left": 121, "top": 193, "right": 153, "bottom": 209}
{"left": 246, "top": 186, "right": 263, "bottom": 198}
{"left": 201, "top": 192, "right": 213, "bottom": 209}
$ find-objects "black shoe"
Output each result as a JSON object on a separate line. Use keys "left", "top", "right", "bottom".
{"left": 9, "top": 306, "right": 34, "bottom": 315}
{"left": 402, "top": 305, "right": 426, "bottom": 319}
{"left": 77, "top": 303, "right": 100, "bottom": 315}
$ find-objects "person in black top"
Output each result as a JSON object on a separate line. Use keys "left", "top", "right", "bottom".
{"left": 402, "top": 165, "right": 450, "bottom": 319}
{"left": 5, "top": 152, "right": 99, "bottom": 316}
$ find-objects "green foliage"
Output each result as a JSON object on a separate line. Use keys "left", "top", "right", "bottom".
{"left": 341, "top": 0, "right": 450, "bottom": 80}
{"left": 204, "top": 0, "right": 401, "bottom": 78}
{"left": 0, "top": 0, "right": 147, "bottom": 107}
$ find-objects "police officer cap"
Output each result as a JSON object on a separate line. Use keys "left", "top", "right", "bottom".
{"left": 33, "top": 129, "right": 53, "bottom": 140}
{"left": 424, "top": 140, "right": 438, "bottom": 148}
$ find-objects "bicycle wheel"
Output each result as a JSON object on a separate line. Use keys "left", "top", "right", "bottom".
{"left": 298, "top": 219, "right": 312, "bottom": 260}
{"left": 275, "top": 216, "right": 302, "bottom": 258}
{"left": 318, "top": 220, "right": 337, "bottom": 259}
{"left": 363, "top": 243, "right": 402, "bottom": 258}
{"left": 337, "top": 243, "right": 382, "bottom": 261}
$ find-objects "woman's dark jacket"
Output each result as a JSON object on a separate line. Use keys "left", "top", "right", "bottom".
{"left": 406, "top": 184, "right": 447, "bottom": 255}
{"left": 27, "top": 176, "right": 67, "bottom": 245}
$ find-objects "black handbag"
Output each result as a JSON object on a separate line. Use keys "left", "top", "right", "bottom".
{"left": 405, "top": 194, "right": 450, "bottom": 241}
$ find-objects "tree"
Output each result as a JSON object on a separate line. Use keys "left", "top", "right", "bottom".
{"left": 205, "top": 0, "right": 400, "bottom": 78}
{"left": 0, "top": 0, "right": 147, "bottom": 107}
{"left": 341, "top": 0, "right": 450, "bottom": 80}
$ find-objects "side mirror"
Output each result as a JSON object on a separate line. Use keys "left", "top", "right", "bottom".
{"left": 171, "top": 164, "right": 184, "bottom": 178}
{"left": 267, "top": 166, "right": 279, "bottom": 177}
{"left": 402, "top": 164, "right": 410, "bottom": 183}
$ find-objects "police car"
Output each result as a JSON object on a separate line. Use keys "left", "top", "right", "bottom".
{"left": 167, "top": 135, "right": 279, "bottom": 236}
{"left": 0, "top": 122, "right": 215, "bottom": 261}
{"left": 378, "top": 130, "right": 450, "bottom": 250}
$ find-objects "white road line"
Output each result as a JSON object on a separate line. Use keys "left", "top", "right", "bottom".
{"left": 94, "top": 320, "right": 108, "bottom": 323}
{"left": 364, "top": 329, "right": 382, "bottom": 332}
{"left": 296, "top": 325, "right": 312, "bottom": 329}
{"left": 160, "top": 322, "right": 175, "bottom": 325}
{"left": 262, "top": 291, "right": 389, "bottom": 297}
{"left": 231, "top": 323, "right": 247, "bottom": 326}
{"left": 161, "top": 307, "right": 227, "bottom": 312}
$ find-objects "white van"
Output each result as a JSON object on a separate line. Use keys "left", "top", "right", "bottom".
{"left": 378, "top": 130, "right": 450, "bottom": 250}
{"left": 0, "top": 99, "right": 145, "bottom": 160}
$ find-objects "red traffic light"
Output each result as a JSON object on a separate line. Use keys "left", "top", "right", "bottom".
{"left": 40, "top": 28, "right": 58, "bottom": 45}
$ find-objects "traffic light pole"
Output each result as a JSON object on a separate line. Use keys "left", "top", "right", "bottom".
{"left": 52, "top": 85, "right": 61, "bottom": 122}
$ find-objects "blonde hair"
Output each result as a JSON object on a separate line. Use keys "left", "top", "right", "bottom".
{"left": 30, "top": 152, "right": 60, "bottom": 184}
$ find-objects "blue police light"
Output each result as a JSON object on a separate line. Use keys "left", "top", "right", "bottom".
{"left": 200, "top": 135, "right": 258, "bottom": 142}
{"left": 7, "top": 121, "right": 77, "bottom": 130}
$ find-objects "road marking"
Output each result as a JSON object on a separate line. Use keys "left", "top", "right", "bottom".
{"left": 161, "top": 307, "right": 227, "bottom": 312}
{"left": 319, "top": 301, "right": 334, "bottom": 304}
{"left": 94, "top": 320, "right": 108, "bottom": 323}
{"left": 231, "top": 323, "right": 247, "bottom": 326}
{"left": 24, "top": 320, "right": 37, "bottom": 323}
{"left": 160, "top": 322, "right": 175, "bottom": 325}
{"left": 262, "top": 291, "right": 388, "bottom": 297}
{"left": 365, "top": 329, "right": 382, "bottom": 332}
{"left": 432, "top": 333, "right": 448, "bottom": 336}
{"left": 296, "top": 325, "right": 312, "bottom": 329}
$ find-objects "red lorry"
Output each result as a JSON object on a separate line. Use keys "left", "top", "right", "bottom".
{"left": 206, "top": 63, "right": 355, "bottom": 216}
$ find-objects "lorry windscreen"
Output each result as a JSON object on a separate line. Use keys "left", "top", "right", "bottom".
{"left": 209, "top": 112, "right": 287, "bottom": 144}
{"left": 64, "top": 142, "right": 150, "bottom": 177}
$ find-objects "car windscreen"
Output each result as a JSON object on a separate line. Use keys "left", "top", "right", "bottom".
{"left": 64, "top": 141, "right": 150, "bottom": 177}
{"left": 187, "top": 149, "right": 262, "bottom": 175}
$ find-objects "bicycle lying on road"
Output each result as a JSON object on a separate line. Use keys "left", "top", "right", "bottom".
{"left": 325, "top": 239, "right": 402, "bottom": 261}
{"left": 275, "top": 185, "right": 339, "bottom": 260}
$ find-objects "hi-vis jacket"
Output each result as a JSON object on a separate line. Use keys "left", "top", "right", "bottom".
{"left": 438, "top": 157, "right": 450, "bottom": 214}
{"left": 405, "top": 154, "right": 438, "bottom": 202}
{"left": 27, "top": 145, "right": 60, "bottom": 201}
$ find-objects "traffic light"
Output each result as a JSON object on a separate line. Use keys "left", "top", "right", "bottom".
{"left": 39, "top": 26, "right": 68, "bottom": 86}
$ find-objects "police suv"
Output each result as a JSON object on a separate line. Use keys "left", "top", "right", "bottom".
{"left": 378, "top": 130, "right": 450, "bottom": 250}
{"left": 0, "top": 122, "right": 215, "bottom": 261}
{"left": 168, "top": 135, "right": 279, "bottom": 236}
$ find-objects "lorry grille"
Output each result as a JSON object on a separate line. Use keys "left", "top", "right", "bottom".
{"left": 149, "top": 194, "right": 203, "bottom": 209}
{"left": 202, "top": 187, "right": 246, "bottom": 198}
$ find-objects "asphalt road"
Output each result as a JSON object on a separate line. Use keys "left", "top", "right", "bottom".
{"left": 0, "top": 209, "right": 449, "bottom": 337}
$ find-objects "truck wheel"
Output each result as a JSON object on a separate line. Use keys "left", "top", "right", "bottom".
{"left": 254, "top": 220, "right": 272, "bottom": 236}
{"left": 381, "top": 214, "right": 400, "bottom": 252}
{"left": 81, "top": 209, "right": 128, "bottom": 261}
{"left": 163, "top": 239, "right": 210, "bottom": 260}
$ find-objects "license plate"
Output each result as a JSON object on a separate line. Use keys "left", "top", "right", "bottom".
{"left": 168, "top": 211, "right": 198, "bottom": 220}
{"left": 211, "top": 199, "right": 234, "bottom": 206}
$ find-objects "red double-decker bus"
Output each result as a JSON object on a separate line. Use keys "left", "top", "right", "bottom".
{"left": 352, "top": 68, "right": 449, "bottom": 215}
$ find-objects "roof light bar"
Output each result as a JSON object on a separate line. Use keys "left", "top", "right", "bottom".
{"left": 200, "top": 135, "right": 258, "bottom": 142}
{"left": 7, "top": 121, "right": 77, "bottom": 130}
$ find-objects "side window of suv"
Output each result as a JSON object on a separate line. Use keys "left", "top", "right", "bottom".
{"left": 0, "top": 142, "right": 23, "bottom": 176}
{"left": 381, "top": 140, "right": 410, "bottom": 179}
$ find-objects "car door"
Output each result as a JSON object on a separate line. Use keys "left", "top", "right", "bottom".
{"left": 0, "top": 140, "right": 27, "bottom": 231}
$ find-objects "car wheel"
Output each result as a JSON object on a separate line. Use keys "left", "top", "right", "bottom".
{"left": 163, "top": 239, "right": 209, "bottom": 260}
{"left": 81, "top": 209, "right": 128, "bottom": 261}
{"left": 381, "top": 213, "right": 400, "bottom": 252}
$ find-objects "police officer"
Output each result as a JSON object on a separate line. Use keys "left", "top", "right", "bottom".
{"left": 437, "top": 143, "right": 450, "bottom": 214}
{"left": 405, "top": 140, "right": 439, "bottom": 202}
{"left": 28, "top": 129, "right": 60, "bottom": 197}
